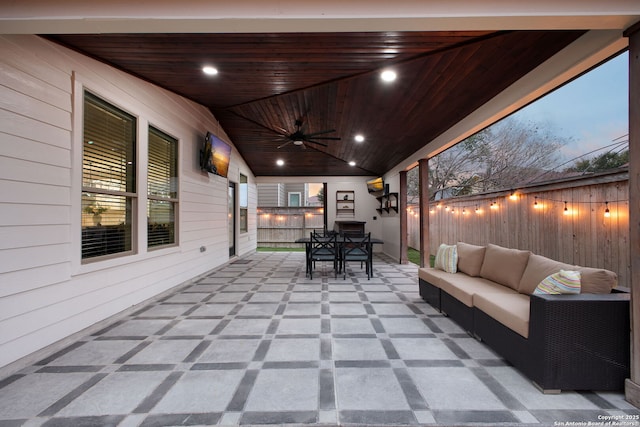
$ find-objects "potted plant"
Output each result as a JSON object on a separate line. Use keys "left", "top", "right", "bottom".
{"left": 84, "top": 203, "right": 108, "bottom": 225}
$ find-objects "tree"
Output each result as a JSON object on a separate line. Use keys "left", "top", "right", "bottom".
{"left": 566, "top": 149, "right": 628, "bottom": 173}
{"left": 408, "top": 116, "right": 572, "bottom": 200}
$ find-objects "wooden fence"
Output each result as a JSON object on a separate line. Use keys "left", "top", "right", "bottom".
{"left": 257, "top": 207, "right": 325, "bottom": 248}
{"left": 407, "top": 170, "right": 630, "bottom": 286}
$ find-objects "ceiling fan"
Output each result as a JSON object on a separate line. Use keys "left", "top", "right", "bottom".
{"left": 276, "top": 119, "right": 341, "bottom": 149}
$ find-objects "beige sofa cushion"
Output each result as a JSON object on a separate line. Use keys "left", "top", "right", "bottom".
{"left": 479, "top": 243, "right": 531, "bottom": 290}
{"left": 418, "top": 267, "right": 456, "bottom": 288}
{"left": 439, "top": 274, "right": 511, "bottom": 307}
{"left": 456, "top": 242, "right": 486, "bottom": 277}
{"left": 518, "top": 253, "right": 617, "bottom": 295}
{"left": 473, "top": 292, "right": 531, "bottom": 338}
{"left": 574, "top": 266, "right": 617, "bottom": 294}
{"left": 518, "top": 254, "right": 572, "bottom": 294}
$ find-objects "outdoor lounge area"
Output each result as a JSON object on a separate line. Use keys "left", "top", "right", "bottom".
{"left": 2, "top": 2, "right": 640, "bottom": 424}
{"left": 0, "top": 252, "right": 637, "bottom": 426}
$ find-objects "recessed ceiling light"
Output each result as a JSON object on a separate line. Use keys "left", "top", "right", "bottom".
{"left": 354, "top": 134, "right": 365, "bottom": 142}
{"left": 349, "top": 161, "right": 356, "bottom": 166}
{"left": 202, "top": 66, "right": 218, "bottom": 76}
{"left": 276, "top": 159, "right": 284, "bottom": 166}
{"left": 380, "top": 70, "right": 397, "bottom": 82}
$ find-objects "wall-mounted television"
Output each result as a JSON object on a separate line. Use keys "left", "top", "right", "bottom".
{"left": 366, "top": 177, "right": 384, "bottom": 193}
{"left": 200, "top": 132, "right": 232, "bottom": 178}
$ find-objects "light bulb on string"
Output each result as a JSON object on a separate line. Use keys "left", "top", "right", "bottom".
{"left": 563, "top": 201, "right": 569, "bottom": 216}
{"left": 604, "top": 201, "right": 611, "bottom": 218}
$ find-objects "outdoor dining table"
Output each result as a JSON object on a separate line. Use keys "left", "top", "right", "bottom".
{"left": 295, "top": 234, "right": 384, "bottom": 278}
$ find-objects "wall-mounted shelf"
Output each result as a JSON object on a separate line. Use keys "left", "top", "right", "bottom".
{"left": 376, "top": 192, "right": 398, "bottom": 214}
{"left": 336, "top": 190, "right": 355, "bottom": 215}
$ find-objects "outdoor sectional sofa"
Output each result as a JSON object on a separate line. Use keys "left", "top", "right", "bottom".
{"left": 418, "top": 242, "right": 630, "bottom": 392}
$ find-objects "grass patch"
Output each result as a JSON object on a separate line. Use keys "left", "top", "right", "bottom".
{"left": 407, "top": 247, "right": 435, "bottom": 267}
{"left": 257, "top": 247, "right": 305, "bottom": 252}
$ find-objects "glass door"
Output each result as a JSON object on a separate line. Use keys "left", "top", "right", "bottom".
{"left": 228, "top": 182, "right": 236, "bottom": 257}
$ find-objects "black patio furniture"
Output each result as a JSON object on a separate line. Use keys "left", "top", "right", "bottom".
{"left": 341, "top": 232, "right": 372, "bottom": 280}
{"left": 309, "top": 232, "right": 339, "bottom": 279}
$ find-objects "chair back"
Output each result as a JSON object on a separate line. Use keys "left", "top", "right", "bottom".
{"left": 310, "top": 231, "right": 337, "bottom": 261}
{"left": 342, "top": 232, "right": 371, "bottom": 261}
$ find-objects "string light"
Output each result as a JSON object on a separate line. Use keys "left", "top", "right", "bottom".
{"left": 425, "top": 194, "right": 626, "bottom": 219}
{"left": 509, "top": 192, "right": 518, "bottom": 201}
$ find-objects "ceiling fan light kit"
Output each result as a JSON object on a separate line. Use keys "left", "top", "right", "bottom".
{"left": 274, "top": 117, "right": 341, "bottom": 150}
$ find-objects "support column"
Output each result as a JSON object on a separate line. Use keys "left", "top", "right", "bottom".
{"left": 399, "top": 171, "right": 409, "bottom": 264}
{"left": 323, "top": 182, "right": 328, "bottom": 232}
{"left": 418, "top": 158, "right": 430, "bottom": 268}
{"left": 625, "top": 22, "right": 640, "bottom": 408}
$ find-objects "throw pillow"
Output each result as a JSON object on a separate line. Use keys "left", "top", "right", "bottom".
{"left": 434, "top": 243, "right": 457, "bottom": 273}
{"left": 533, "top": 270, "right": 581, "bottom": 295}
{"left": 479, "top": 243, "right": 531, "bottom": 290}
{"left": 456, "top": 242, "right": 486, "bottom": 277}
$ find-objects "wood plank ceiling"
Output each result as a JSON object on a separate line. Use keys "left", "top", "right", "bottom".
{"left": 45, "top": 30, "right": 585, "bottom": 177}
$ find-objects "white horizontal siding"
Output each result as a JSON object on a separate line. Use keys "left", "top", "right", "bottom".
{"left": 0, "top": 133, "right": 70, "bottom": 168}
{"left": 0, "top": 263, "right": 71, "bottom": 298}
{"left": 0, "top": 203, "right": 69, "bottom": 226}
{"left": 0, "top": 34, "right": 257, "bottom": 371}
{"left": 0, "top": 243, "right": 71, "bottom": 275}
{"left": 0, "top": 85, "right": 70, "bottom": 130}
{"left": 0, "top": 109, "right": 71, "bottom": 150}
{"left": 0, "top": 224, "right": 71, "bottom": 250}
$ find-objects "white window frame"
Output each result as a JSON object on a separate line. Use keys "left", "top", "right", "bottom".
{"left": 288, "top": 192, "right": 302, "bottom": 207}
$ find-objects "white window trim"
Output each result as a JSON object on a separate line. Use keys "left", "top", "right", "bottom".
{"left": 71, "top": 72, "right": 181, "bottom": 275}
{"left": 288, "top": 191, "right": 302, "bottom": 207}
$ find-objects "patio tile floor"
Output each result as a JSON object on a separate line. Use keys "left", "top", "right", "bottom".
{"left": 0, "top": 251, "right": 638, "bottom": 426}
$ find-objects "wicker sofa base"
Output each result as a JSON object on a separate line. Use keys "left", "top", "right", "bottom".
{"left": 419, "top": 277, "right": 630, "bottom": 392}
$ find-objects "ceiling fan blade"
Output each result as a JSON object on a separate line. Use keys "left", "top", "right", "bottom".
{"left": 274, "top": 126, "right": 291, "bottom": 135}
{"left": 308, "top": 136, "right": 341, "bottom": 140}
{"left": 304, "top": 139, "right": 328, "bottom": 147}
{"left": 277, "top": 140, "right": 293, "bottom": 149}
{"left": 306, "top": 129, "right": 336, "bottom": 137}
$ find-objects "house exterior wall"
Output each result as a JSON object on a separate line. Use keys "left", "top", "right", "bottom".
{"left": 0, "top": 35, "right": 256, "bottom": 372}
{"left": 257, "top": 183, "right": 281, "bottom": 207}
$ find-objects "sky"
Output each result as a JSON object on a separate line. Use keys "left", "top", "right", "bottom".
{"left": 511, "top": 51, "right": 629, "bottom": 162}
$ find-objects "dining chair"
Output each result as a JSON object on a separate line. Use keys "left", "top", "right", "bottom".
{"left": 341, "top": 232, "right": 372, "bottom": 280}
{"left": 309, "top": 232, "right": 338, "bottom": 279}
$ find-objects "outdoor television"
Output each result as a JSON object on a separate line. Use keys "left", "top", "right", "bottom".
{"left": 366, "top": 177, "right": 384, "bottom": 193}
{"left": 200, "top": 132, "right": 232, "bottom": 178}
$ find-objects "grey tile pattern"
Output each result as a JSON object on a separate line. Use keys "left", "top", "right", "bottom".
{"left": 0, "top": 251, "right": 638, "bottom": 426}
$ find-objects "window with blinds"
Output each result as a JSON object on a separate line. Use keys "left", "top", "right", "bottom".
{"left": 148, "top": 126, "right": 178, "bottom": 248}
{"left": 82, "top": 92, "right": 136, "bottom": 261}
{"left": 240, "top": 174, "right": 248, "bottom": 233}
